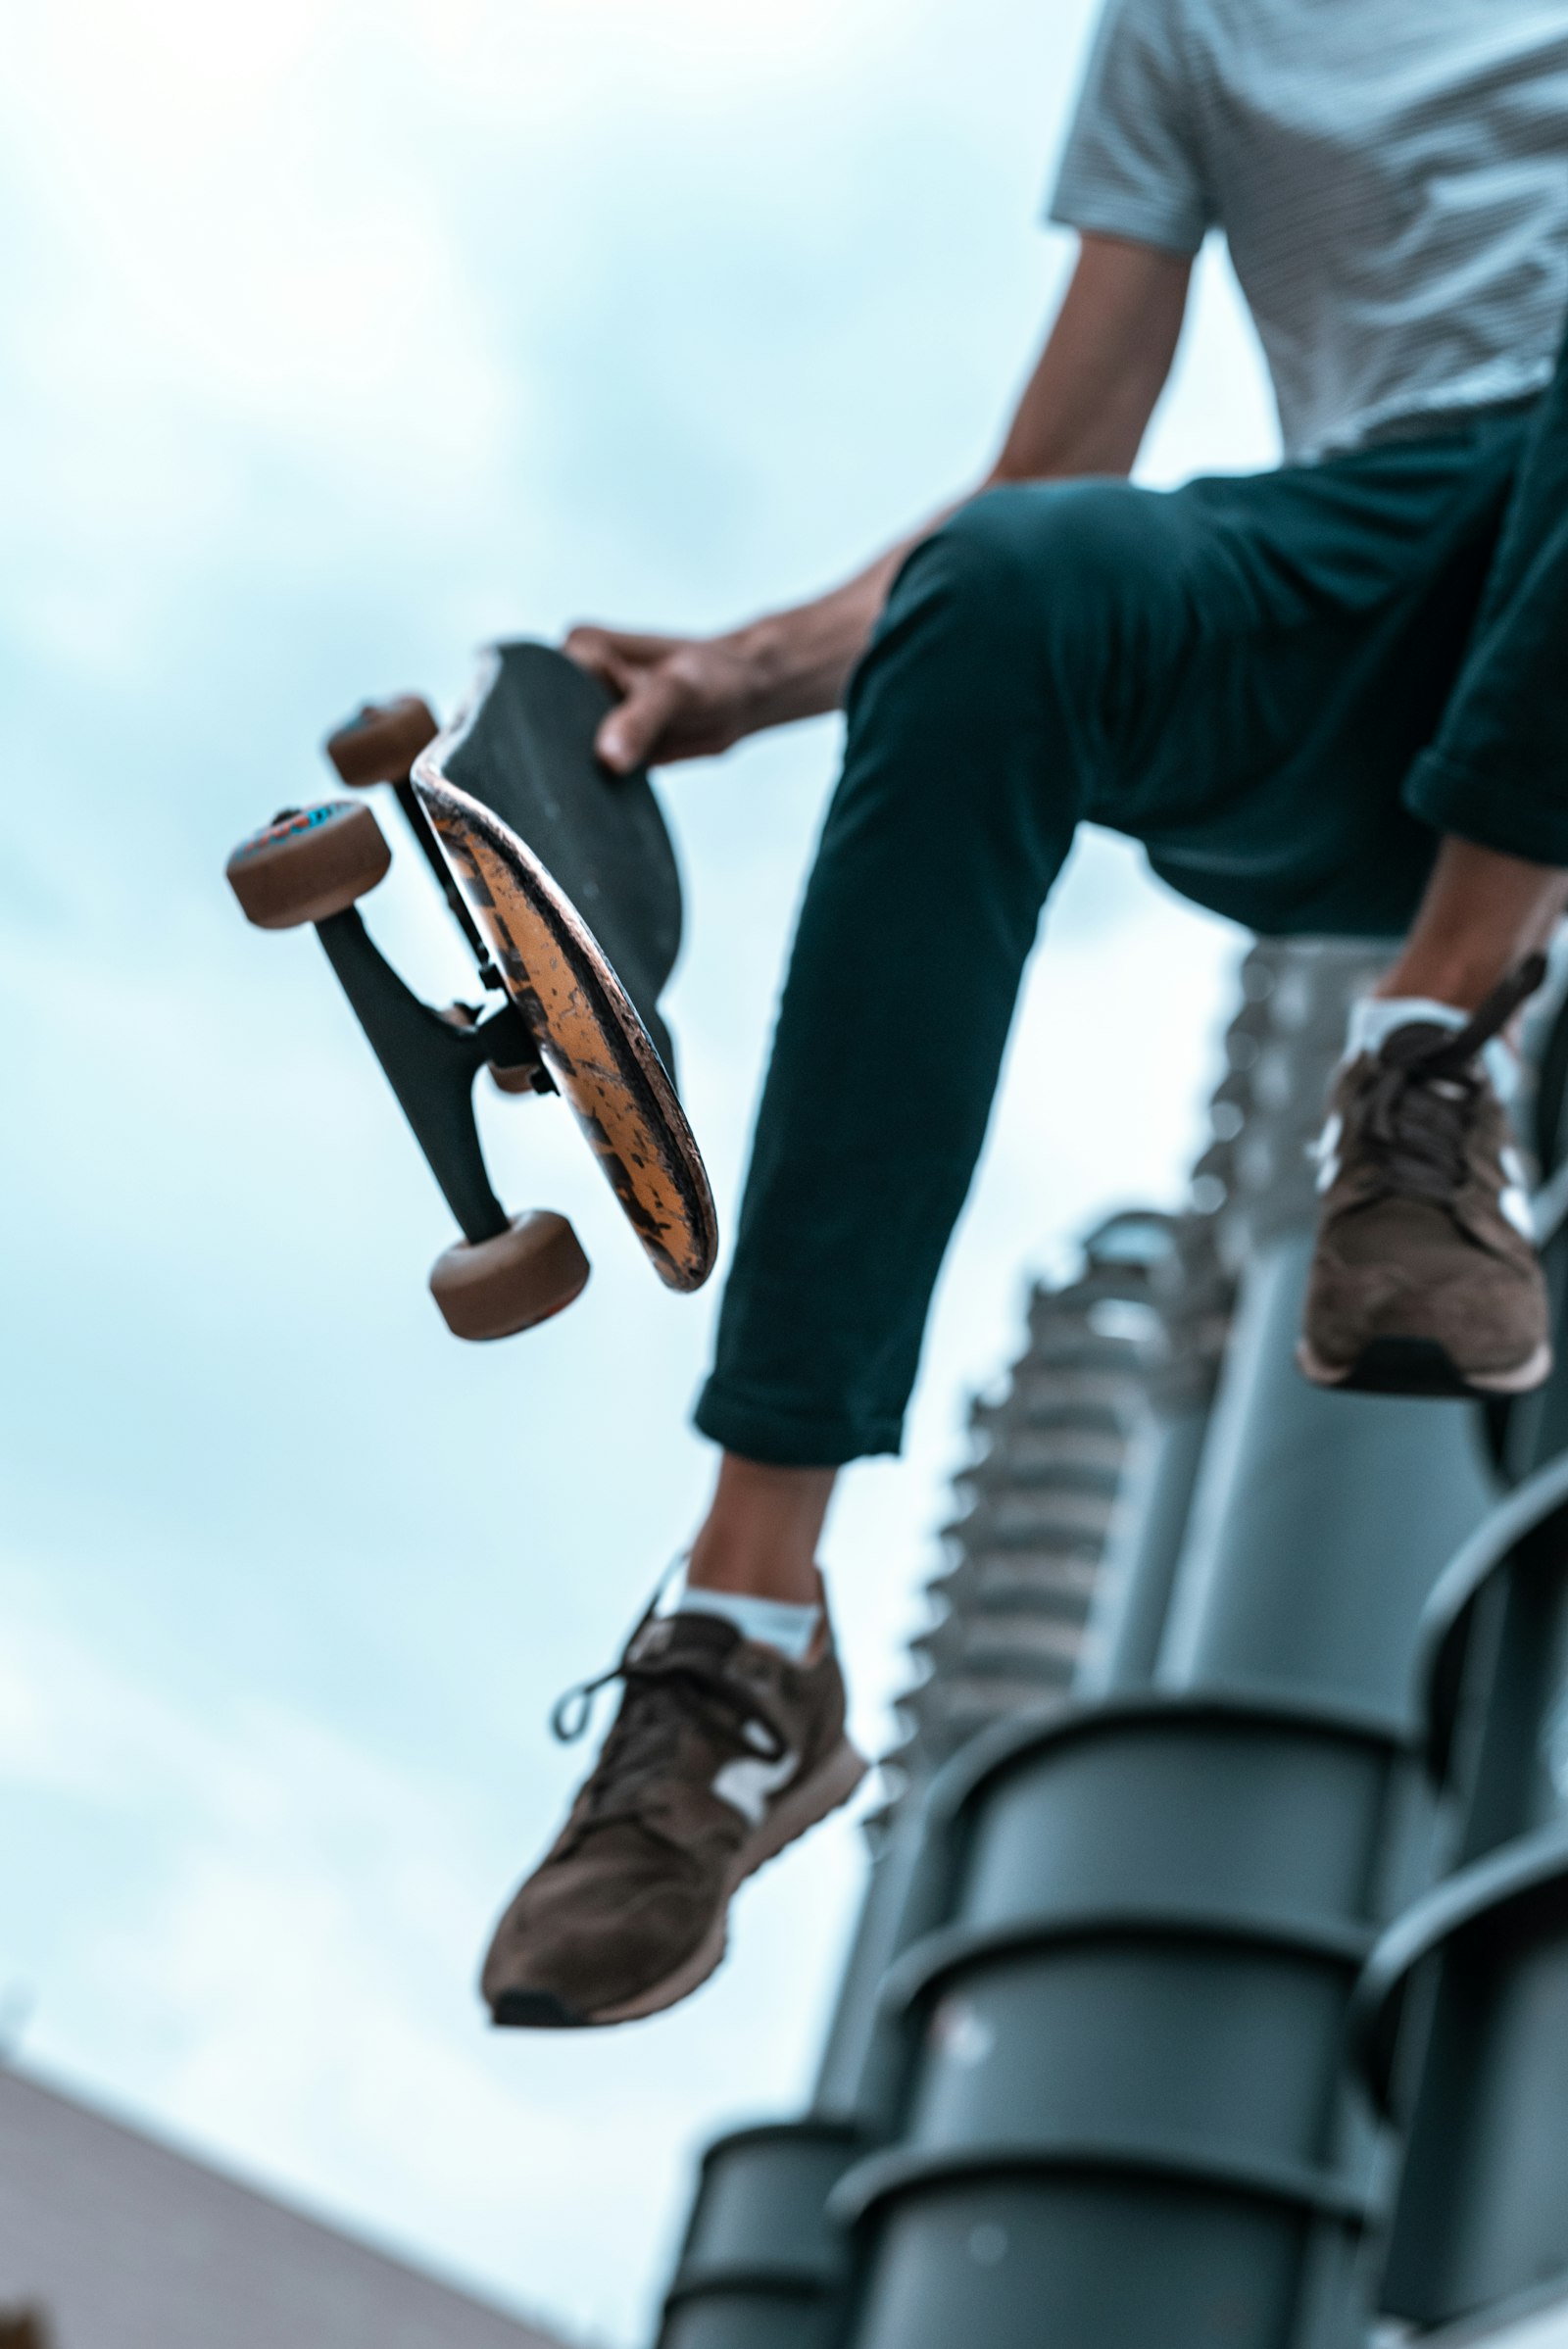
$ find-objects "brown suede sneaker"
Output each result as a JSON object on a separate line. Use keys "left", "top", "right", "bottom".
{"left": 1298, "top": 957, "right": 1551, "bottom": 1398}
{"left": 480, "top": 1604, "right": 866, "bottom": 2028}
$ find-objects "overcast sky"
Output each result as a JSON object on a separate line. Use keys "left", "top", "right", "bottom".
{"left": 1, "top": 2, "right": 1276, "bottom": 2340}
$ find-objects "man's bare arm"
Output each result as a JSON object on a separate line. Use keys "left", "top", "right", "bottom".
{"left": 569, "top": 233, "right": 1193, "bottom": 773}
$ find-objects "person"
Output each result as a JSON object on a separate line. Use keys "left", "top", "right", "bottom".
{"left": 478, "top": 0, "right": 1568, "bottom": 2030}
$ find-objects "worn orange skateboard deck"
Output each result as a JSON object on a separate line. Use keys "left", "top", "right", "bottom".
{"left": 414, "top": 656, "right": 716, "bottom": 1293}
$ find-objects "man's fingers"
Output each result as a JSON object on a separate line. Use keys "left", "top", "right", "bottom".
{"left": 564, "top": 622, "right": 679, "bottom": 677}
{"left": 564, "top": 627, "right": 723, "bottom": 768}
{"left": 596, "top": 666, "right": 689, "bottom": 772}
{"left": 562, "top": 625, "right": 624, "bottom": 693}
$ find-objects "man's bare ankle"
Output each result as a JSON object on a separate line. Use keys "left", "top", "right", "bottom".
{"left": 685, "top": 1453, "right": 837, "bottom": 1607}
{"left": 684, "top": 1532, "right": 822, "bottom": 1607}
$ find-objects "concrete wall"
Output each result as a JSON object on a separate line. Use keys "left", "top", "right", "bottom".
{"left": 0, "top": 2067, "right": 566, "bottom": 2349}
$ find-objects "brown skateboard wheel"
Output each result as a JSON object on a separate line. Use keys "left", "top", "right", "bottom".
{"left": 225, "top": 801, "right": 391, "bottom": 930}
{"left": 428, "top": 1210, "right": 590, "bottom": 1340}
{"left": 325, "top": 696, "right": 439, "bottom": 788}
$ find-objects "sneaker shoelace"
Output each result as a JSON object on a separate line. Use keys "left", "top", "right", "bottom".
{"left": 549, "top": 1567, "right": 787, "bottom": 1829}
{"left": 1350, "top": 954, "right": 1545, "bottom": 1207}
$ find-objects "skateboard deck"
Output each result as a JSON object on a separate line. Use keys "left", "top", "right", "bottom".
{"left": 416, "top": 645, "right": 716, "bottom": 1293}
{"left": 434, "top": 641, "right": 683, "bottom": 1079}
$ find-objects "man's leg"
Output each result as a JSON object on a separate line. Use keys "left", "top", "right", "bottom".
{"left": 673, "top": 489, "right": 1152, "bottom": 1609}
{"left": 1404, "top": 340, "right": 1568, "bottom": 879}
{"left": 691, "top": 493, "right": 1124, "bottom": 1470}
{"left": 715, "top": 829, "right": 1568, "bottom": 1560}
{"left": 678, "top": 484, "right": 1200, "bottom": 1608}
{"left": 1374, "top": 840, "right": 1568, "bottom": 1012}
{"left": 1379, "top": 327, "right": 1568, "bottom": 1011}
{"left": 1395, "top": 330, "right": 1568, "bottom": 1003}
{"left": 1302, "top": 354, "right": 1568, "bottom": 1395}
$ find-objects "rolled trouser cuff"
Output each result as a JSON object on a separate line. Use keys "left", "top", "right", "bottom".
{"left": 1405, "top": 747, "right": 1568, "bottom": 869}
{"left": 693, "top": 1377, "right": 904, "bottom": 1468}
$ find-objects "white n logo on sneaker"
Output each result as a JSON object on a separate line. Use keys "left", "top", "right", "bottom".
{"left": 711, "top": 1743, "right": 800, "bottom": 1826}
{"left": 1499, "top": 1146, "right": 1534, "bottom": 1240}
{"left": 1313, "top": 1110, "right": 1344, "bottom": 1196}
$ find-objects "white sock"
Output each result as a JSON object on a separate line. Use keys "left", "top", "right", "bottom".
{"left": 1346, "top": 996, "right": 1467, "bottom": 1057}
{"left": 1345, "top": 995, "right": 1515, "bottom": 1098}
{"left": 677, "top": 1585, "right": 822, "bottom": 1662}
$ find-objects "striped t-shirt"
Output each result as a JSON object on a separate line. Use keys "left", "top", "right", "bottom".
{"left": 1049, "top": 0, "right": 1568, "bottom": 463}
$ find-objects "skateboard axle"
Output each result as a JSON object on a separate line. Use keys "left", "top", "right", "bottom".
{"left": 316, "top": 907, "right": 516, "bottom": 1245}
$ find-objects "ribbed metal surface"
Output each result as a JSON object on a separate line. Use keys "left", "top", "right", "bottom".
{"left": 885, "top": 1208, "right": 1212, "bottom": 1798}
{"left": 657, "top": 2122, "right": 866, "bottom": 2349}
{"left": 1354, "top": 978, "right": 1568, "bottom": 2332}
{"left": 839, "top": 1248, "right": 1493, "bottom": 2349}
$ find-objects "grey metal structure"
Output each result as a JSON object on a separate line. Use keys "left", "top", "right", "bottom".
{"left": 657, "top": 939, "right": 1455, "bottom": 2349}
{"left": 1350, "top": 968, "right": 1568, "bottom": 2340}
{"left": 891, "top": 1205, "right": 1230, "bottom": 1795}
{"left": 1077, "top": 1211, "right": 1233, "bottom": 1697}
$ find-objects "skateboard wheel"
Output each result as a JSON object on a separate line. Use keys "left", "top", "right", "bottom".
{"left": 325, "top": 696, "right": 439, "bottom": 788}
{"left": 225, "top": 801, "right": 391, "bottom": 929}
{"left": 428, "top": 1211, "right": 590, "bottom": 1340}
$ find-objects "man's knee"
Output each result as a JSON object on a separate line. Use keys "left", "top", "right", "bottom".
{"left": 884, "top": 477, "right": 1162, "bottom": 663}
{"left": 827, "top": 482, "right": 1152, "bottom": 874}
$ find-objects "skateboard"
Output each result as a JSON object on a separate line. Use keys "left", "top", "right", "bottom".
{"left": 225, "top": 640, "right": 717, "bottom": 1340}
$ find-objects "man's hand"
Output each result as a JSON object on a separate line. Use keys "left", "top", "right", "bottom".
{"left": 564, "top": 625, "right": 772, "bottom": 773}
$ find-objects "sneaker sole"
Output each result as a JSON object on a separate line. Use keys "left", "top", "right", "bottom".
{"left": 490, "top": 1736, "right": 869, "bottom": 2031}
{"left": 1296, "top": 1334, "right": 1553, "bottom": 1400}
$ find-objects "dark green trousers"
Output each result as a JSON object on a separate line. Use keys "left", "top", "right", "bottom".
{"left": 695, "top": 387, "right": 1563, "bottom": 1468}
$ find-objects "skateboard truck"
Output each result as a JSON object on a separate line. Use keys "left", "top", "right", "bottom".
{"left": 325, "top": 697, "right": 505, "bottom": 991}
{"left": 226, "top": 733, "right": 587, "bottom": 1343}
